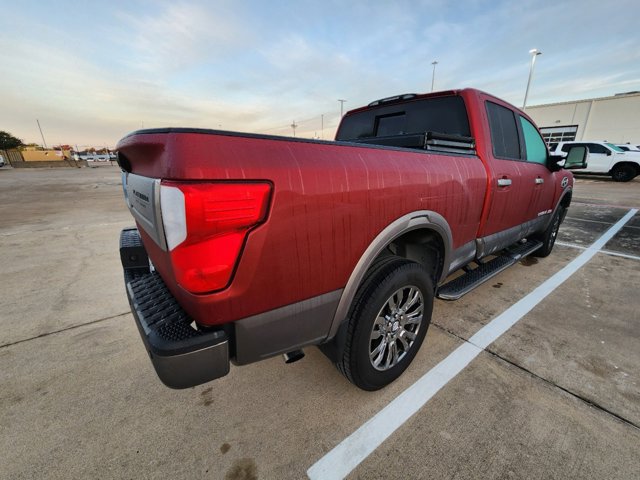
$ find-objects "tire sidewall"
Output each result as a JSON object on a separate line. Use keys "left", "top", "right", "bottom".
{"left": 612, "top": 165, "right": 635, "bottom": 182}
{"left": 534, "top": 207, "right": 563, "bottom": 257}
{"left": 351, "top": 262, "right": 433, "bottom": 390}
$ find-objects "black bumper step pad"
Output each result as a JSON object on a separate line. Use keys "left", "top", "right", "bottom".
{"left": 120, "top": 227, "right": 230, "bottom": 388}
{"left": 127, "top": 271, "right": 224, "bottom": 355}
{"left": 120, "top": 228, "right": 150, "bottom": 283}
{"left": 437, "top": 239, "right": 543, "bottom": 300}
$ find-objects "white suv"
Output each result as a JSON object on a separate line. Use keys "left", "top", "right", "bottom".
{"left": 551, "top": 141, "right": 640, "bottom": 182}
{"left": 616, "top": 144, "right": 640, "bottom": 152}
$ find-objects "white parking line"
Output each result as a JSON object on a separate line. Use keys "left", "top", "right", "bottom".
{"left": 307, "top": 208, "right": 638, "bottom": 480}
{"left": 556, "top": 241, "right": 640, "bottom": 262}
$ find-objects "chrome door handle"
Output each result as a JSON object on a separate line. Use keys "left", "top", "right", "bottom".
{"left": 497, "top": 178, "right": 512, "bottom": 187}
{"left": 535, "top": 178, "right": 544, "bottom": 184}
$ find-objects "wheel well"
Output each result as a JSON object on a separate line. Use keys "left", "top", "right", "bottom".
{"left": 380, "top": 228, "right": 445, "bottom": 285}
{"left": 611, "top": 162, "right": 640, "bottom": 174}
{"left": 560, "top": 191, "right": 572, "bottom": 209}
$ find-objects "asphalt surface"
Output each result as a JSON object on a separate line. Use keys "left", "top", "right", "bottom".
{"left": 1, "top": 167, "right": 638, "bottom": 479}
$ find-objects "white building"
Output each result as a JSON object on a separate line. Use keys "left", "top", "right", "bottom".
{"left": 525, "top": 91, "right": 640, "bottom": 147}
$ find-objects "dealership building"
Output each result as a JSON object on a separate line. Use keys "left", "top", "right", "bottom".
{"left": 525, "top": 91, "right": 640, "bottom": 147}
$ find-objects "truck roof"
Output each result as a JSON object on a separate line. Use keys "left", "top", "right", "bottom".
{"left": 344, "top": 88, "right": 532, "bottom": 131}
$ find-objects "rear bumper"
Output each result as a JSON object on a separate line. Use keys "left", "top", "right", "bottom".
{"left": 120, "top": 228, "right": 230, "bottom": 389}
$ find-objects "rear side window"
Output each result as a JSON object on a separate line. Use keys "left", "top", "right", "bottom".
{"left": 486, "top": 101, "right": 520, "bottom": 159}
{"left": 336, "top": 96, "right": 470, "bottom": 141}
{"left": 519, "top": 116, "right": 547, "bottom": 164}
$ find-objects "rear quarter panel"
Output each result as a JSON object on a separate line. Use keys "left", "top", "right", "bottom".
{"left": 118, "top": 132, "right": 487, "bottom": 325}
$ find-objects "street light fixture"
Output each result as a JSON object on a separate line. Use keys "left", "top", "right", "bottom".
{"left": 431, "top": 61, "right": 438, "bottom": 92}
{"left": 338, "top": 99, "right": 347, "bottom": 118}
{"left": 523, "top": 48, "right": 542, "bottom": 109}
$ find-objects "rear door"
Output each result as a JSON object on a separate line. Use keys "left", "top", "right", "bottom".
{"left": 478, "top": 99, "right": 537, "bottom": 237}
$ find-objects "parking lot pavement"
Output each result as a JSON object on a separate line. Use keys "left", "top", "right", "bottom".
{"left": 349, "top": 352, "right": 640, "bottom": 480}
{"left": 1, "top": 169, "right": 639, "bottom": 479}
{"left": 0, "top": 168, "right": 131, "bottom": 346}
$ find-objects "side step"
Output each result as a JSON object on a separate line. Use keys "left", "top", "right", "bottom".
{"left": 437, "top": 239, "right": 543, "bottom": 300}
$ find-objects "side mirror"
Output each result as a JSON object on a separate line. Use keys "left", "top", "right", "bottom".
{"left": 605, "top": 150, "right": 612, "bottom": 156}
{"left": 564, "top": 145, "right": 588, "bottom": 170}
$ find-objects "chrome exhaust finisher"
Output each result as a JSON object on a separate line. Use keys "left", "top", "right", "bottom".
{"left": 283, "top": 350, "right": 305, "bottom": 364}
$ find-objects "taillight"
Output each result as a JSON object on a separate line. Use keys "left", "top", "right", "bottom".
{"left": 160, "top": 181, "right": 272, "bottom": 294}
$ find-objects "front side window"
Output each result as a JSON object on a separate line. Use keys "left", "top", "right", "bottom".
{"left": 605, "top": 143, "right": 624, "bottom": 152}
{"left": 486, "top": 101, "right": 520, "bottom": 159}
{"left": 519, "top": 116, "right": 547, "bottom": 164}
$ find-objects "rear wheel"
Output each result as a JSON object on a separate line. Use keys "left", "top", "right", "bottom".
{"left": 337, "top": 257, "right": 433, "bottom": 390}
{"left": 611, "top": 164, "right": 637, "bottom": 182}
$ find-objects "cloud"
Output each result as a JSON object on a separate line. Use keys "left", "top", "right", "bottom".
{"left": 1, "top": 0, "right": 639, "bottom": 145}
{"left": 115, "top": 2, "right": 252, "bottom": 74}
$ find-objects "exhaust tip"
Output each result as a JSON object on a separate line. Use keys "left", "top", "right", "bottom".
{"left": 283, "top": 349, "right": 305, "bottom": 364}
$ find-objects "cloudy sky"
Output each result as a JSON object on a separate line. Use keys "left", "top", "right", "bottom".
{"left": 1, "top": 0, "right": 639, "bottom": 147}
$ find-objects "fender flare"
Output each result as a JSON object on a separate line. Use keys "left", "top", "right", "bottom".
{"left": 546, "top": 186, "right": 573, "bottom": 230}
{"left": 326, "top": 210, "right": 453, "bottom": 340}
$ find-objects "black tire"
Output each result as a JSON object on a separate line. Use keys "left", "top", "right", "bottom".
{"left": 611, "top": 164, "right": 637, "bottom": 182}
{"left": 337, "top": 257, "right": 434, "bottom": 391}
{"left": 533, "top": 207, "right": 563, "bottom": 257}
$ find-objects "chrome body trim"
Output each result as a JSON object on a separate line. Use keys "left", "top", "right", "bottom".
{"left": 476, "top": 216, "right": 547, "bottom": 259}
{"left": 123, "top": 173, "right": 167, "bottom": 251}
{"left": 447, "top": 240, "right": 477, "bottom": 275}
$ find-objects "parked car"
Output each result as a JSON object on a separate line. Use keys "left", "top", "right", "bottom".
{"left": 616, "top": 144, "right": 640, "bottom": 152}
{"left": 0, "top": 154, "right": 5, "bottom": 167}
{"left": 551, "top": 141, "right": 640, "bottom": 182}
{"left": 116, "top": 88, "right": 586, "bottom": 390}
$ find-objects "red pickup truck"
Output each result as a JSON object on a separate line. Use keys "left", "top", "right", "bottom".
{"left": 117, "top": 88, "right": 587, "bottom": 390}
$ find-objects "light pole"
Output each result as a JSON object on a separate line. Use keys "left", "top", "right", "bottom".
{"left": 431, "top": 61, "right": 438, "bottom": 92}
{"left": 523, "top": 49, "right": 542, "bottom": 109}
{"left": 36, "top": 119, "right": 48, "bottom": 149}
{"left": 338, "top": 99, "right": 347, "bottom": 118}
{"left": 291, "top": 120, "right": 298, "bottom": 137}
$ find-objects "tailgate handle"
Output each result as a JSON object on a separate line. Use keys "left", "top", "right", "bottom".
{"left": 535, "top": 177, "right": 544, "bottom": 184}
{"left": 497, "top": 178, "right": 512, "bottom": 187}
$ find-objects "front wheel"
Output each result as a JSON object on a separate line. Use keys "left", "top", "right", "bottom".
{"left": 337, "top": 257, "right": 434, "bottom": 391}
{"left": 611, "top": 164, "right": 637, "bottom": 182}
{"left": 533, "top": 207, "right": 563, "bottom": 257}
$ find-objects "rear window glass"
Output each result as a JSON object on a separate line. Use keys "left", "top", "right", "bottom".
{"left": 336, "top": 95, "right": 470, "bottom": 141}
{"left": 486, "top": 101, "right": 520, "bottom": 160}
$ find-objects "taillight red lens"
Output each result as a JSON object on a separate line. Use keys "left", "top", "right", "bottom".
{"left": 160, "top": 181, "right": 271, "bottom": 294}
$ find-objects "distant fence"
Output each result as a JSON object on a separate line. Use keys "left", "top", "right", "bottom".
{"left": 0, "top": 149, "right": 24, "bottom": 165}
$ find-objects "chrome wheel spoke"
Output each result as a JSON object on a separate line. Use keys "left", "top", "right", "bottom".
{"left": 404, "top": 289, "right": 421, "bottom": 310}
{"left": 397, "top": 334, "right": 410, "bottom": 352}
{"left": 404, "top": 314, "right": 423, "bottom": 325}
{"left": 403, "top": 330, "right": 417, "bottom": 341}
{"left": 370, "top": 340, "right": 387, "bottom": 367}
{"left": 388, "top": 294, "right": 398, "bottom": 312}
{"left": 368, "top": 285, "right": 425, "bottom": 371}
{"left": 370, "top": 316, "right": 386, "bottom": 340}
{"left": 385, "top": 342, "right": 397, "bottom": 369}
